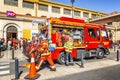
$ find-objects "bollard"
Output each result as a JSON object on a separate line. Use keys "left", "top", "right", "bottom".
{"left": 80, "top": 53, "right": 84, "bottom": 68}
{"left": 114, "top": 44, "right": 116, "bottom": 51}
{"left": 0, "top": 45, "right": 1, "bottom": 58}
{"left": 0, "top": 49, "right": 1, "bottom": 58}
{"left": 15, "top": 59, "right": 19, "bottom": 79}
{"left": 117, "top": 50, "right": 119, "bottom": 61}
{"left": 12, "top": 47, "right": 14, "bottom": 60}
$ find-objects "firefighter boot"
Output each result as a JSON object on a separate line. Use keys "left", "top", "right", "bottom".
{"left": 50, "top": 66, "right": 56, "bottom": 71}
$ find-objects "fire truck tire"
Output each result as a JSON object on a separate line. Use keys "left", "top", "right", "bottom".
{"left": 57, "top": 52, "right": 65, "bottom": 64}
{"left": 97, "top": 49, "right": 104, "bottom": 59}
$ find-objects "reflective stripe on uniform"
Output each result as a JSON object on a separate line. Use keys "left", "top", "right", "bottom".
{"left": 41, "top": 48, "right": 44, "bottom": 50}
{"left": 31, "top": 58, "right": 35, "bottom": 62}
{"left": 51, "top": 65, "right": 56, "bottom": 68}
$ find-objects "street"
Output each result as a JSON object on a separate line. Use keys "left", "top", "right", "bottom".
{"left": 49, "top": 64, "right": 120, "bottom": 80}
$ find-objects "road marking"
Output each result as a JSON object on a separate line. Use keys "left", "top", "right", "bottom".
{"left": 0, "top": 62, "right": 10, "bottom": 76}
{"left": 0, "top": 70, "right": 10, "bottom": 75}
{"left": 0, "top": 62, "right": 9, "bottom": 65}
{"left": 0, "top": 65, "right": 9, "bottom": 69}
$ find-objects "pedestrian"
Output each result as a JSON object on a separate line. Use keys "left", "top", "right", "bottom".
{"left": 0, "top": 38, "right": 1, "bottom": 57}
{"left": 64, "top": 37, "right": 74, "bottom": 66}
{"left": 1, "top": 38, "right": 6, "bottom": 51}
{"left": 22, "top": 38, "right": 26, "bottom": 54}
{"left": 7, "top": 39, "right": 12, "bottom": 50}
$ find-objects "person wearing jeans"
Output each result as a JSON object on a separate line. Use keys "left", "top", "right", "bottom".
{"left": 64, "top": 37, "right": 74, "bottom": 66}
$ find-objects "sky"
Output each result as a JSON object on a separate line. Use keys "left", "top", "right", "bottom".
{"left": 53, "top": 0, "right": 120, "bottom": 14}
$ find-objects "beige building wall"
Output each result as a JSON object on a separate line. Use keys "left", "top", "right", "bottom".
{"left": 0, "top": 0, "right": 106, "bottom": 20}
{"left": 0, "top": 15, "right": 37, "bottom": 42}
{"left": 116, "top": 31, "right": 120, "bottom": 41}
{"left": 112, "top": 22, "right": 120, "bottom": 41}
{"left": 0, "top": 19, "right": 22, "bottom": 40}
{"left": 1, "top": 0, "right": 35, "bottom": 16}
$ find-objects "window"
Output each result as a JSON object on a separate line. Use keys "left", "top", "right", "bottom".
{"left": 52, "top": 6, "right": 60, "bottom": 13}
{"left": 107, "top": 22, "right": 112, "bottom": 25}
{"left": 88, "top": 28, "right": 96, "bottom": 38}
{"left": 102, "top": 29, "right": 108, "bottom": 39}
{"left": 91, "top": 14, "right": 97, "bottom": 19}
{"left": 39, "top": 4, "right": 48, "bottom": 11}
{"left": 108, "top": 29, "right": 112, "bottom": 39}
{"left": 7, "top": 26, "right": 17, "bottom": 32}
{"left": 74, "top": 11, "right": 80, "bottom": 16}
{"left": 4, "top": 0, "right": 18, "bottom": 6}
{"left": 64, "top": 9, "right": 71, "bottom": 15}
{"left": 83, "top": 12, "right": 89, "bottom": 18}
{"left": 23, "top": 1, "right": 34, "bottom": 9}
{"left": 96, "top": 29, "right": 100, "bottom": 40}
{"left": 26, "top": 13, "right": 32, "bottom": 16}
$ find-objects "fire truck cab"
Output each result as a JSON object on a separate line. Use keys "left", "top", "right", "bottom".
{"left": 84, "top": 23, "right": 110, "bottom": 58}
{"left": 47, "top": 17, "right": 110, "bottom": 64}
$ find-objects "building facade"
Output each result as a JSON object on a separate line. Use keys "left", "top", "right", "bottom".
{"left": 0, "top": 12, "right": 45, "bottom": 43}
{"left": 1, "top": 0, "right": 107, "bottom": 20}
{"left": 0, "top": 0, "right": 107, "bottom": 43}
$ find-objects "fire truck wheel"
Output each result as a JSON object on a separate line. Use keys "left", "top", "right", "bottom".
{"left": 97, "top": 49, "right": 104, "bottom": 59}
{"left": 57, "top": 52, "right": 65, "bottom": 64}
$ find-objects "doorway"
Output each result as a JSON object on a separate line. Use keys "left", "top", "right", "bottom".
{"left": 6, "top": 26, "right": 17, "bottom": 44}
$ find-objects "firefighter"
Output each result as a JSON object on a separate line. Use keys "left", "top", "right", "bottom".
{"left": 12, "top": 38, "right": 16, "bottom": 49}
{"left": 56, "top": 29, "right": 63, "bottom": 47}
{"left": 64, "top": 37, "right": 74, "bottom": 66}
{"left": 36, "top": 38, "right": 56, "bottom": 71}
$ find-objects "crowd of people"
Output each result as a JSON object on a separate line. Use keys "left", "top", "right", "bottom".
{"left": 0, "top": 37, "right": 30, "bottom": 52}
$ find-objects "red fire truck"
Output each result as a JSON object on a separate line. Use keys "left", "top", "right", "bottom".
{"left": 47, "top": 17, "right": 110, "bottom": 64}
{"left": 28, "top": 17, "right": 111, "bottom": 64}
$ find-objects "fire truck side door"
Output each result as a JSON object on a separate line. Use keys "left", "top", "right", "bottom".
{"left": 86, "top": 27, "right": 99, "bottom": 49}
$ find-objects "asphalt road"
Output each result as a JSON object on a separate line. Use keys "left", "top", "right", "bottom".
{"left": 49, "top": 64, "right": 120, "bottom": 80}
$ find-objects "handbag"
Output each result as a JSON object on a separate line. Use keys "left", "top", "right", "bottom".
{"left": 49, "top": 43, "right": 56, "bottom": 52}
{"left": 49, "top": 46, "right": 55, "bottom": 52}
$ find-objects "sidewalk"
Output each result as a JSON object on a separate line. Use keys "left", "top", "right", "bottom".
{"left": 0, "top": 49, "right": 27, "bottom": 62}
{"left": 1, "top": 59, "right": 120, "bottom": 80}
{"left": 0, "top": 49, "right": 120, "bottom": 80}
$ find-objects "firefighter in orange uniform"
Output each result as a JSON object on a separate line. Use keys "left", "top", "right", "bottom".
{"left": 56, "top": 29, "right": 63, "bottom": 47}
{"left": 12, "top": 38, "right": 17, "bottom": 49}
{"left": 36, "top": 38, "right": 56, "bottom": 71}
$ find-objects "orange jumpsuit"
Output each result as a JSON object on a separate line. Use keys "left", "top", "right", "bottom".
{"left": 36, "top": 40, "right": 56, "bottom": 71}
{"left": 56, "top": 31, "right": 63, "bottom": 47}
{"left": 12, "top": 38, "right": 17, "bottom": 49}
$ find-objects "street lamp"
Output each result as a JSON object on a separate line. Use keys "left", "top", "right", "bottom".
{"left": 71, "top": 0, "right": 75, "bottom": 18}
